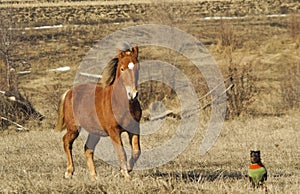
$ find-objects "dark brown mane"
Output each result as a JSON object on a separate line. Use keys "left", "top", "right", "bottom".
{"left": 100, "top": 57, "right": 119, "bottom": 87}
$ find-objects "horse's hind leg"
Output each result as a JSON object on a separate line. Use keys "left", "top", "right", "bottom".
{"left": 63, "top": 128, "right": 79, "bottom": 178}
{"left": 84, "top": 133, "right": 100, "bottom": 180}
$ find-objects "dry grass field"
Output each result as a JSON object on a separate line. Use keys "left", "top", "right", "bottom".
{"left": 0, "top": 0, "right": 300, "bottom": 193}
{"left": 0, "top": 113, "right": 299, "bottom": 193}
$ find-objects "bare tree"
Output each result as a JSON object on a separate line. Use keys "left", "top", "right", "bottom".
{"left": 0, "top": 7, "right": 44, "bottom": 129}
{"left": 0, "top": 7, "right": 19, "bottom": 89}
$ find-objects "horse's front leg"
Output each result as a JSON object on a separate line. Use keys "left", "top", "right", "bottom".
{"left": 128, "top": 133, "right": 140, "bottom": 172}
{"left": 109, "top": 131, "right": 130, "bottom": 179}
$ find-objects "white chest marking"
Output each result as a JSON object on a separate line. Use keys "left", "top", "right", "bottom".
{"left": 128, "top": 62, "right": 134, "bottom": 70}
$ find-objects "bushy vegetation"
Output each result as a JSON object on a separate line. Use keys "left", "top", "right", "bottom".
{"left": 0, "top": 8, "right": 43, "bottom": 129}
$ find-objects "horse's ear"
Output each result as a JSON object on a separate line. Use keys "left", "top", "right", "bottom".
{"left": 132, "top": 45, "right": 138, "bottom": 58}
{"left": 117, "top": 50, "right": 132, "bottom": 59}
{"left": 117, "top": 50, "right": 127, "bottom": 59}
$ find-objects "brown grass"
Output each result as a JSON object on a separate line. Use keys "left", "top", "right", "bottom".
{"left": 0, "top": 1, "right": 299, "bottom": 193}
{"left": 0, "top": 113, "right": 299, "bottom": 193}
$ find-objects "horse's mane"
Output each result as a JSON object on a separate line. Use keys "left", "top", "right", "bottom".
{"left": 100, "top": 57, "right": 118, "bottom": 87}
{"left": 100, "top": 43, "right": 132, "bottom": 87}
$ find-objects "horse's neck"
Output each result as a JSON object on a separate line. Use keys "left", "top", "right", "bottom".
{"left": 110, "top": 81, "right": 128, "bottom": 102}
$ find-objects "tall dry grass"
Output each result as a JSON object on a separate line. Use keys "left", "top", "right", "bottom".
{"left": 281, "top": 13, "right": 300, "bottom": 110}
{"left": 287, "top": 13, "right": 300, "bottom": 40}
{"left": 215, "top": 20, "right": 258, "bottom": 118}
{"left": 0, "top": 112, "right": 299, "bottom": 193}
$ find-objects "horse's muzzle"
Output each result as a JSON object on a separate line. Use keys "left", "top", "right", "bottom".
{"left": 126, "top": 87, "right": 138, "bottom": 100}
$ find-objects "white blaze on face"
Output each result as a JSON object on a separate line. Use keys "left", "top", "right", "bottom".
{"left": 128, "top": 62, "right": 135, "bottom": 70}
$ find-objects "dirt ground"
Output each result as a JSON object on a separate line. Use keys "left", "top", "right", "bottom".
{"left": 0, "top": 0, "right": 299, "bottom": 193}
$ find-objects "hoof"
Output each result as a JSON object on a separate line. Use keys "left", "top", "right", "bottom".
{"left": 64, "top": 172, "right": 73, "bottom": 179}
{"left": 120, "top": 169, "right": 131, "bottom": 181}
{"left": 91, "top": 175, "right": 98, "bottom": 181}
{"left": 127, "top": 167, "right": 133, "bottom": 173}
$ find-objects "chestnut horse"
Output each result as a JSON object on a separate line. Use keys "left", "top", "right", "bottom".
{"left": 55, "top": 46, "right": 141, "bottom": 180}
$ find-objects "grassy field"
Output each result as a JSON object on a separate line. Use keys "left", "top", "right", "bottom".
{"left": 0, "top": 113, "right": 299, "bottom": 193}
{"left": 0, "top": 0, "right": 300, "bottom": 193}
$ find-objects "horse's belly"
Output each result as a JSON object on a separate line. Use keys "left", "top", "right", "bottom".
{"left": 77, "top": 112, "right": 108, "bottom": 136}
{"left": 72, "top": 85, "right": 108, "bottom": 136}
{"left": 85, "top": 128, "right": 108, "bottom": 137}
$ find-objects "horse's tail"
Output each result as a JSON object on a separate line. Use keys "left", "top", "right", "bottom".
{"left": 55, "top": 90, "right": 68, "bottom": 132}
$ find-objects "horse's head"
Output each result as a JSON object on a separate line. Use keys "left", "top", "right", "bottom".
{"left": 116, "top": 46, "right": 140, "bottom": 100}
